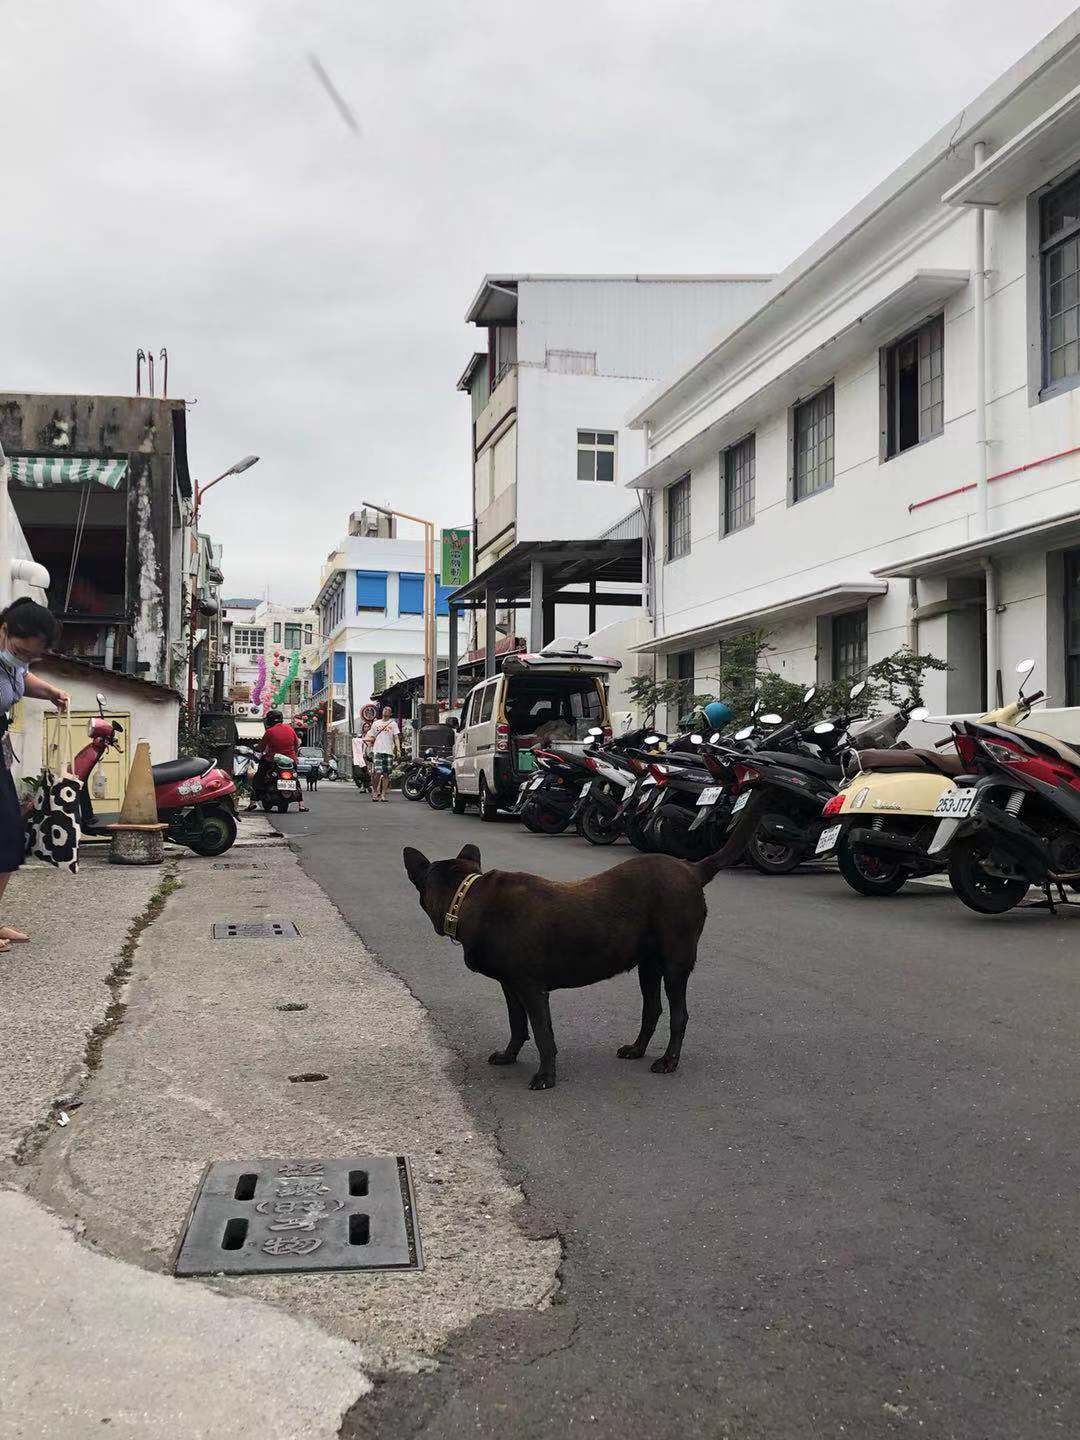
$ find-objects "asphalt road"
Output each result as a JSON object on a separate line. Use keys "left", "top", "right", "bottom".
{"left": 277, "top": 785, "right": 1080, "bottom": 1440}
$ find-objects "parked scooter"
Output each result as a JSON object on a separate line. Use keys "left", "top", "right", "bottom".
{"left": 76, "top": 692, "right": 240, "bottom": 855}
{"left": 514, "top": 745, "right": 593, "bottom": 834}
{"left": 425, "top": 758, "right": 455, "bottom": 811}
{"left": 718, "top": 684, "right": 865, "bottom": 874}
{"left": 572, "top": 726, "right": 668, "bottom": 846}
{"left": 402, "top": 754, "right": 435, "bottom": 802}
{"left": 923, "top": 659, "right": 1080, "bottom": 914}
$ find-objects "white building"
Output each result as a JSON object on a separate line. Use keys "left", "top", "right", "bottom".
{"left": 456, "top": 274, "right": 772, "bottom": 651}
{"left": 626, "top": 14, "right": 1080, "bottom": 725}
{"left": 222, "top": 598, "right": 319, "bottom": 722}
{"left": 311, "top": 509, "right": 465, "bottom": 739}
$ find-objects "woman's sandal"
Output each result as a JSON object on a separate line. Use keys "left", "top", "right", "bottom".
{"left": 0, "top": 926, "right": 29, "bottom": 943}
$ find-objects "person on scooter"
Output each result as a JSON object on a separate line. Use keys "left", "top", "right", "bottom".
{"left": 0, "top": 598, "right": 69, "bottom": 951}
{"left": 247, "top": 709, "right": 306, "bottom": 813}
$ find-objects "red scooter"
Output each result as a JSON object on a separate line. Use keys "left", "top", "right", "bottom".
{"left": 75, "top": 692, "right": 239, "bottom": 856}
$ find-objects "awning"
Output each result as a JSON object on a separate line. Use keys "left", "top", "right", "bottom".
{"left": 942, "top": 82, "right": 1080, "bottom": 208}
{"left": 875, "top": 505, "right": 1080, "bottom": 579}
{"left": 6, "top": 455, "right": 128, "bottom": 489}
{"left": 627, "top": 270, "right": 970, "bottom": 491}
{"left": 630, "top": 579, "right": 888, "bottom": 655}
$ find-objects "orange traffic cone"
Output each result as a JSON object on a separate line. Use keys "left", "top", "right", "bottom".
{"left": 118, "top": 740, "right": 159, "bottom": 824}
{"left": 110, "top": 739, "right": 166, "bottom": 864}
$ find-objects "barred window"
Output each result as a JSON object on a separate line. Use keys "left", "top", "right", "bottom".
{"left": 793, "top": 386, "right": 834, "bottom": 501}
{"left": 723, "top": 435, "right": 755, "bottom": 534}
{"left": 231, "top": 626, "right": 265, "bottom": 655}
{"left": 1042, "top": 171, "right": 1080, "bottom": 390}
{"left": 885, "top": 315, "right": 944, "bottom": 456}
{"left": 832, "top": 609, "right": 868, "bottom": 685}
{"left": 666, "top": 475, "right": 691, "bottom": 561}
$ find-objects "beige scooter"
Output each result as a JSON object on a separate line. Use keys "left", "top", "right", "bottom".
{"left": 815, "top": 695, "right": 1037, "bottom": 896}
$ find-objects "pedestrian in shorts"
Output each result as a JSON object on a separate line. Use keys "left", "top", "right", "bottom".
{"left": 363, "top": 706, "right": 400, "bottom": 803}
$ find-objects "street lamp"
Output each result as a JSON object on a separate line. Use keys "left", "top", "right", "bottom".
{"left": 362, "top": 500, "right": 437, "bottom": 704}
{"left": 187, "top": 454, "right": 260, "bottom": 724}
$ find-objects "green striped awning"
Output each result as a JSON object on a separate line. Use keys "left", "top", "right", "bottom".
{"left": 7, "top": 456, "right": 128, "bottom": 489}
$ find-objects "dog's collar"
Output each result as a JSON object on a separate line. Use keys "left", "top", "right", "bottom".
{"left": 442, "top": 871, "right": 481, "bottom": 942}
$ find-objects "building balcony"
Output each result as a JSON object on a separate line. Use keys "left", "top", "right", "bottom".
{"left": 474, "top": 366, "right": 517, "bottom": 451}
{"left": 477, "top": 483, "right": 517, "bottom": 555}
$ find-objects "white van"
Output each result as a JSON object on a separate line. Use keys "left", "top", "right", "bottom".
{"left": 451, "top": 644, "right": 621, "bottom": 820}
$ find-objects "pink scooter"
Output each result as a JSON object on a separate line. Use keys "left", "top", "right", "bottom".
{"left": 75, "top": 692, "right": 239, "bottom": 856}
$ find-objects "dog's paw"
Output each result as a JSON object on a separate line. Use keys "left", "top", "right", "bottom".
{"left": 488, "top": 1050, "right": 518, "bottom": 1066}
{"left": 617, "top": 1044, "right": 646, "bottom": 1060}
{"left": 528, "top": 1072, "right": 556, "bottom": 1091}
{"left": 650, "top": 1056, "right": 680, "bottom": 1074}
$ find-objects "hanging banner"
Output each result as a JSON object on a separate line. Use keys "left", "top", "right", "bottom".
{"left": 440, "top": 527, "right": 471, "bottom": 588}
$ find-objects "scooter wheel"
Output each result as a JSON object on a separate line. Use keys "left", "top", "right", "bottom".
{"left": 276, "top": 800, "right": 289, "bottom": 813}
{"left": 427, "top": 784, "right": 451, "bottom": 811}
{"left": 580, "top": 802, "right": 619, "bottom": 846}
{"left": 836, "top": 838, "right": 908, "bottom": 896}
{"left": 947, "top": 836, "right": 1029, "bottom": 914}
{"left": 521, "top": 800, "right": 568, "bottom": 835}
{"left": 186, "top": 806, "right": 238, "bottom": 857}
{"left": 746, "top": 818, "right": 803, "bottom": 875}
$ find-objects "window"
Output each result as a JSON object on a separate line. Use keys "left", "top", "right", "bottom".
{"left": 832, "top": 609, "right": 868, "bottom": 684}
{"left": 398, "top": 573, "right": 424, "bottom": 615}
{"left": 273, "top": 623, "right": 281, "bottom": 643}
{"left": 1067, "top": 549, "right": 1080, "bottom": 704}
{"left": 283, "top": 624, "right": 301, "bottom": 649}
{"left": 667, "top": 651, "right": 694, "bottom": 684}
{"left": 477, "top": 683, "right": 496, "bottom": 724}
{"left": 304, "top": 625, "right": 313, "bottom": 645}
{"left": 231, "top": 626, "right": 265, "bottom": 655}
{"left": 356, "top": 571, "right": 388, "bottom": 613}
{"left": 723, "top": 435, "right": 755, "bottom": 534}
{"left": 885, "top": 315, "right": 944, "bottom": 456}
{"left": 666, "top": 475, "right": 691, "bottom": 561}
{"left": 1041, "top": 172, "right": 1080, "bottom": 391}
{"left": 793, "top": 386, "right": 834, "bottom": 501}
{"left": 577, "top": 430, "right": 616, "bottom": 483}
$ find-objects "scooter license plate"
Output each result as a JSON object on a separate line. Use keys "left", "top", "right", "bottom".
{"left": 278, "top": 780, "right": 299, "bottom": 792}
{"left": 933, "top": 786, "right": 975, "bottom": 818}
{"left": 816, "top": 823, "right": 841, "bottom": 855}
{"left": 696, "top": 786, "right": 723, "bottom": 807}
{"left": 730, "top": 791, "right": 750, "bottom": 815}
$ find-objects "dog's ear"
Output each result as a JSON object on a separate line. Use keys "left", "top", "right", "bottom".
{"left": 457, "top": 843, "right": 481, "bottom": 870}
{"left": 403, "top": 847, "right": 430, "bottom": 891}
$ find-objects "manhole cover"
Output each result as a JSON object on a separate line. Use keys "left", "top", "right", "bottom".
{"left": 174, "top": 1155, "right": 422, "bottom": 1275}
{"left": 211, "top": 921, "right": 300, "bottom": 939}
{"left": 211, "top": 862, "right": 269, "bottom": 871}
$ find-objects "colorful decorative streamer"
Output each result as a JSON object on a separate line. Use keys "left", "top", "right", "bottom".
{"left": 251, "top": 655, "right": 266, "bottom": 706}
{"left": 272, "top": 649, "right": 301, "bottom": 706}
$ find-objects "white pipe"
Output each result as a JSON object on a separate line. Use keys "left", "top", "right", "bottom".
{"left": 907, "top": 577, "right": 919, "bottom": 653}
{"left": 984, "top": 557, "right": 999, "bottom": 707}
{"left": 0, "top": 440, "right": 10, "bottom": 611}
{"left": 973, "top": 140, "right": 989, "bottom": 536}
{"left": 11, "top": 559, "right": 50, "bottom": 592}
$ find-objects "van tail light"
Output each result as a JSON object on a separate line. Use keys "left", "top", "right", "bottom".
{"left": 496, "top": 722, "right": 509, "bottom": 753}
{"left": 822, "top": 793, "right": 845, "bottom": 817}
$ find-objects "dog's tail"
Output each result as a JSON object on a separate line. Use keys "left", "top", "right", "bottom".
{"left": 692, "top": 792, "right": 765, "bottom": 886}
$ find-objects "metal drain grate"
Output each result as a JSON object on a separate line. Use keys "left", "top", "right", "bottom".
{"left": 211, "top": 862, "right": 269, "bottom": 871}
{"left": 211, "top": 921, "right": 300, "bottom": 939}
{"left": 174, "top": 1155, "right": 422, "bottom": 1275}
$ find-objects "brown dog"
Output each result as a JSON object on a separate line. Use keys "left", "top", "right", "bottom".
{"left": 403, "top": 842, "right": 732, "bottom": 1090}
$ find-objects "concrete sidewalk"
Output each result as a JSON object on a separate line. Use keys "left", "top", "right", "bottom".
{"left": 2, "top": 805, "right": 558, "bottom": 1436}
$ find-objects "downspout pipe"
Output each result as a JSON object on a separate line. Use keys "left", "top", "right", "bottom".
{"left": 984, "top": 557, "right": 1000, "bottom": 708}
{"left": 0, "top": 440, "right": 9, "bottom": 611}
{"left": 973, "top": 140, "right": 989, "bottom": 536}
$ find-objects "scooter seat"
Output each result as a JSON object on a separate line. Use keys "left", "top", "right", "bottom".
{"left": 151, "top": 756, "right": 213, "bottom": 785}
{"left": 855, "top": 747, "right": 965, "bottom": 778}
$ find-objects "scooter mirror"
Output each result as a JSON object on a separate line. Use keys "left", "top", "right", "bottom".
{"left": 761, "top": 713, "right": 782, "bottom": 725}
{"left": 690, "top": 734, "right": 703, "bottom": 745}
{"left": 849, "top": 680, "right": 867, "bottom": 700}
{"left": 1016, "top": 658, "right": 1036, "bottom": 678}
{"left": 752, "top": 700, "right": 762, "bottom": 716}
{"left": 645, "top": 735, "right": 661, "bottom": 746}
{"left": 709, "top": 732, "right": 721, "bottom": 744}
{"left": 588, "top": 727, "right": 604, "bottom": 736}
{"left": 735, "top": 726, "right": 754, "bottom": 740}
{"left": 813, "top": 721, "right": 835, "bottom": 734}
{"left": 583, "top": 736, "right": 594, "bottom": 747}
{"left": 802, "top": 687, "right": 816, "bottom": 704}
{"left": 96, "top": 691, "right": 106, "bottom": 707}
{"left": 908, "top": 706, "right": 930, "bottom": 721}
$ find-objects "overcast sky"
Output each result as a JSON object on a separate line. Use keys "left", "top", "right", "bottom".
{"left": 3, "top": 0, "right": 1078, "bottom": 605}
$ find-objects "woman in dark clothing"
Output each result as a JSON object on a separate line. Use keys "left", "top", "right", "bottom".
{"left": 0, "top": 598, "right": 68, "bottom": 951}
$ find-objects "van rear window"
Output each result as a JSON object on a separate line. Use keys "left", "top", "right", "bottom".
{"left": 504, "top": 675, "right": 603, "bottom": 740}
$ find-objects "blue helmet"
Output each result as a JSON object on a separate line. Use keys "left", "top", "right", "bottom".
{"left": 703, "top": 701, "right": 732, "bottom": 730}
